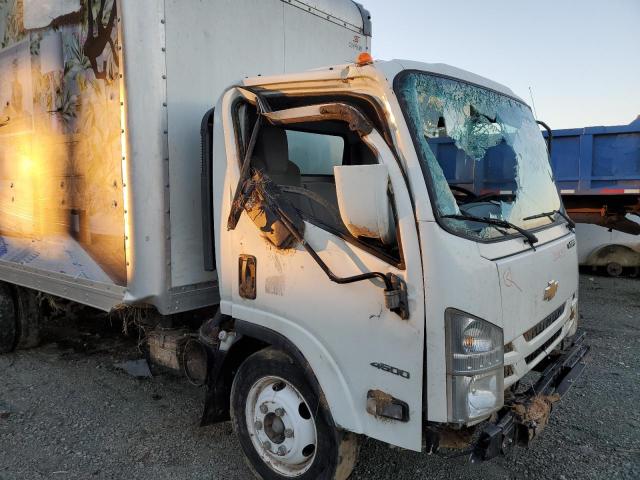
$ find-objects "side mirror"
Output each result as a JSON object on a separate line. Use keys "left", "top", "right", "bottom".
{"left": 334, "top": 164, "right": 394, "bottom": 244}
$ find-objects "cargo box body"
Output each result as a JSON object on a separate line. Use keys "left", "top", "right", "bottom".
{"left": 544, "top": 119, "right": 640, "bottom": 236}
{"left": 0, "top": 0, "right": 371, "bottom": 313}
{"left": 546, "top": 118, "right": 640, "bottom": 196}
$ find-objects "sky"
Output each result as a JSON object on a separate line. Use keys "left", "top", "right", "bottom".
{"left": 364, "top": 0, "right": 640, "bottom": 129}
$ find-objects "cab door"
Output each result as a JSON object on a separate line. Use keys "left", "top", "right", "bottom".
{"left": 220, "top": 94, "right": 426, "bottom": 451}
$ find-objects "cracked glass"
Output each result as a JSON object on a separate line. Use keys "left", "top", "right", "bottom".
{"left": 397, "top": 71, "right": 561, "bottom": 241}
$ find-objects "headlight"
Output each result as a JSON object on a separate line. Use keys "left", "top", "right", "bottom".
{"left": 446, "top": 309, "right": 504, "bottom": 423}
{"left": 450, "top": 372, "right": 502, "bottom": 422}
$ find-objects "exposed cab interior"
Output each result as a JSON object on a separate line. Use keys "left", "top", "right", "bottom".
{"left": 236, "top": 99, "right": 401, "bottom": 263}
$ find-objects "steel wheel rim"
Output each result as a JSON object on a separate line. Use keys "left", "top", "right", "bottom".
{"left": 245, "top": 375, "right": 318, "bottom": 477}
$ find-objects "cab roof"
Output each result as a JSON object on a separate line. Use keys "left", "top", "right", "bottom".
{"left": 378, "top": 59, "right": 525, "bottom": 104}
{"left": 243, "top": 58, "right": 526, "bottom": 105}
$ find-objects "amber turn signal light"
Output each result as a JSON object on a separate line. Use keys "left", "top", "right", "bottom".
{"left": 356, "top": 52, "right": 373, "bottom": 66}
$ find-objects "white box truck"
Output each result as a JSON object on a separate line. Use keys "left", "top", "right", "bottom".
{"left": 0, "top": 1, "right": 590, "bottom": 479}
{"left": 576, "top": 221, "right": 640, "bottom": 276}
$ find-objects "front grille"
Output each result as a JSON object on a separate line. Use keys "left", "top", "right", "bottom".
{"left": 523, "top": 304, "right": 565, "bottom": 342}
{"left": 525, "top": 329, "right": 562, "bottom": 364}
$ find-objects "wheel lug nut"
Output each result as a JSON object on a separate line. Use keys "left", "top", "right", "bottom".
{"left": 284, "top": 428, "right": 294, "bottom": 438}
{"left": 259, "top": 404, "right": 268, "bottom": 414}
{"left": 275, "top": 408, "right": 285, "bottom": 417}
{"left": 263, "top": 441, "right": 271, "bottom": 450}
{"left": 254, "top": 420, "right": 263, "bottom": 430}
{"left": 277, "top": 445, "right": 287, "bottom": 456}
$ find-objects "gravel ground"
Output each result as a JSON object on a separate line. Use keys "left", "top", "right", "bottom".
{"left": 1, "top": 274, "right": 638, "bottom": 479}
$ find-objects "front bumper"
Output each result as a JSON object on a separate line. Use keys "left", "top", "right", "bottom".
{"left": 471, "top": 330, "right": 589, "bottom": 462}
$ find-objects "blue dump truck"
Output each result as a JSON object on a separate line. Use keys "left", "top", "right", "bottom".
{"left": 546, "top": 118, "right": 640, "bottom": 275}
{"left": 546, "top": 117, "right": 640, "bottom": 235}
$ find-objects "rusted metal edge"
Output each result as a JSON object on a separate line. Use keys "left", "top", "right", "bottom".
{"left": 263, "top": 103, "right": 374, "bottom": 137}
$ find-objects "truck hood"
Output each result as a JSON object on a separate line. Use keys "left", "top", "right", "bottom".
{"left": 479, "top": 226, "right": 578, "bottom": 342}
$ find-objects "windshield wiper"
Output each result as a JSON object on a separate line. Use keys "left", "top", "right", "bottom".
{"left": 442, "top": 213, "right": 539, "bottom": 248}
{"left": 523, "top": 210, "right": 575, "bottom": 230}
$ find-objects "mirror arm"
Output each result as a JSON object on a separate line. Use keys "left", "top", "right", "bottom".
{"left": 275, "top": 204, "right": 390, "bottom": 288}
{"left": 536, "top": 120, "right": 553, "bottom": 155}
{"left": 274, "top": 203, "right": 409, "bottom": 319}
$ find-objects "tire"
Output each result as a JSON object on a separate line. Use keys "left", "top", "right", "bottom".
{"left": 230, "top": 348, "right": 359, "bottom": 480}
{"left": 13, "top": 287, "right": 41, "bottom": 350}
{"left": 606, "top": 262, "right": 623, "bottom": 277}
{"left": 0, "top": 285, "right": 42, "bottom": 353}
{"left": 0, "top": 283, "right": 17, "bottom": 354}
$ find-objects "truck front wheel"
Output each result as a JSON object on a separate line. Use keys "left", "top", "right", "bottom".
{"left": 230, "top": 348, "right": 359, "bottom": 480}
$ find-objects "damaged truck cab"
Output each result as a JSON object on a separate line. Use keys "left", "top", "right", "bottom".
{"left": 0, "top": 0, "right": 588, "bottom": 477}
{"left": 202, "top": 58, "right": 589, "bottom": 478}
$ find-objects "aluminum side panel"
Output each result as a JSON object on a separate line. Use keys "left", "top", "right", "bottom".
{"left": 120, "top": 0, "right": 170, "bottom": 309}
{"left": 164, "top": 0, "right": 285, "bottom": 289}
{"left": 164, "top": 0, "right": 371, "bottom": 290}
{"left": 283, "top": 3, "right": 370, "bottom": 71}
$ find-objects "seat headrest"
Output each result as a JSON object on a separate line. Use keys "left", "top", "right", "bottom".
{"left": 254, "top": 126, "right": 289, "bottom": 174}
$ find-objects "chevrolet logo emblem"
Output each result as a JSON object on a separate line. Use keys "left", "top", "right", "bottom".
{"left": 543, "top": 280, "right": 559, "bottom": 301}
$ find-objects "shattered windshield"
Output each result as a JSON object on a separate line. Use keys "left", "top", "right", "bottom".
{"left": 396, "top": 71, "right": 561, "bottom": 241}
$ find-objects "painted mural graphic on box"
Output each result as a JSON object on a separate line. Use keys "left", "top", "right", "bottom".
{"left": 0, "top": 0, "right": 125, "bottom": 285}
{"left": 0, "top": 40, "right": 33, "bottom": 134}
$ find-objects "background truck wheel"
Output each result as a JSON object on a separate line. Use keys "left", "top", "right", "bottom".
{"left": 230, "top": 348, "right": 359, "bottom": 480}
{"left": 0, "top": 284, "right": 42, "bottom": 354}
{"left": 13, "top": 286, "right": 42, "bottom": 350}
{"left": 0, "top": 283, "right": 17, "bottom": 353}
{"left": 606, "top": 262, "right": 623, "bottom": 277}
